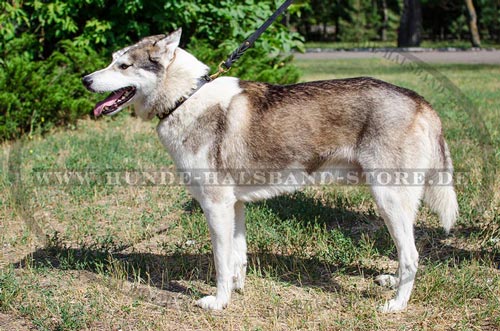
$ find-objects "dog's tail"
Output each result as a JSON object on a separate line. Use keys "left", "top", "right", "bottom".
{"left": 423, "top": 133, "right": 459, "bottom": 234}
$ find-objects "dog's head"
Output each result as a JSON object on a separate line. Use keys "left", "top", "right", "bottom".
{"left": 82, "top": 29, "right": 183, "bottom": 117}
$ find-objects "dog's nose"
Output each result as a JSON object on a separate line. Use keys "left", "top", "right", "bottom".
{"left": 82, "top": 76, "right": 93, "bottom": 89}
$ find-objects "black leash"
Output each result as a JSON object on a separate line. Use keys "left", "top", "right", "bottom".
{"left": 158, "top": 0, "right": 294, "bottom": 120}
{"left": 210, "top": 0, "right": 295, "bottom": 79}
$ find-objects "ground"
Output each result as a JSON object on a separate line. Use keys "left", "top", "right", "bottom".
{"left": 0, "top": 57, "right": 499, "bottom": 330}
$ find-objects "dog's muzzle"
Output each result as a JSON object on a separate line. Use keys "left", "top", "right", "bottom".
{"left": 82, "top": 75, "right": 94, "bottom": 91}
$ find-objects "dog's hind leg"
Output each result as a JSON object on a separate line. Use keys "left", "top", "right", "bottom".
{"left": 196, "top": 200, "right": 236, "bottom": 310}
{"left": 232, "top": 201, "right": 247, "bottom": 292}
{"left": 371, "top": 185, "right": 422, "bottom": 313}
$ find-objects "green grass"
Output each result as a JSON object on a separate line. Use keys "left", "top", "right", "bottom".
{"left": 305, "top": 40, "right": 500, "bottom": 50}
{"left": 0, "top": 58, "right": 499, "bottom": 330}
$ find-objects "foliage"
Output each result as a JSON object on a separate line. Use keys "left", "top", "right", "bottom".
{"left": 337, "top": 0, "right": 400, "bottom": 42}
{"left": 0, "top": 36, "right": 105, "bottom": 139}
{"left": 0, "top": 0, "right": 304, "bottom": 141}
{"left": 476, "top": 0, "right": 500, "bottom": 41}
{"left": 293, "top": 0, "right": 401, "bottom": 42}
{"left": 293, "top": 0, "right": 500, "bottom": 43}
{"left": 0, "top": 0, "right": 303, "bottom": 61}
{"left": 179, "top": 1, "right": 304, "bottom": 81}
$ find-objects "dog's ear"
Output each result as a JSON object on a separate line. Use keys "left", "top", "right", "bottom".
{"left": 112, "top": 46, "right": 132, "bottom": 61}
{"left": 149, "top": 28, "right": 182, "bottom": 64}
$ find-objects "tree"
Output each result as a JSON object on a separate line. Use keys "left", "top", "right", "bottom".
{"left": 381, "top": 0, "right": 389, "bottom": 41}
{"left": 398, "top": 0, "right": 422, "bottom": 47}
{"left": 464, "top": 0, "right": 481, "bottom": 47}
{"left": 495, "top": 0, "right": 500, "bottom": 42}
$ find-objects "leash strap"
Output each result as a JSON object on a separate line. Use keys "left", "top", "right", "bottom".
{"left": 211, "top": 0, "right": 294, "bottom": 79}
{"left": 159, "top": 0, "right": 294, "bottom": 119}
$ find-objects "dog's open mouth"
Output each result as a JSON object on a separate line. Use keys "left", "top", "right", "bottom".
{"left": 94, "top": 86, "right": 136, "bottom": 116}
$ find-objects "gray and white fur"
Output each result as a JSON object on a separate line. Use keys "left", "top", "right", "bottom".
{"left": 83, "top": 29, "right": 459, "bottom": 312}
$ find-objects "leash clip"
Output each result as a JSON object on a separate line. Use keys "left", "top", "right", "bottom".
{"left": 209, "top": 61, "right": 231, "bottom": 80}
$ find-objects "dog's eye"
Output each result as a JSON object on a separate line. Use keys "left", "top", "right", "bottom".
{"left": 120, "top": 63, "right": 132, "bottom": 70}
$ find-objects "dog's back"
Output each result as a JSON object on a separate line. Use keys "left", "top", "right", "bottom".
{"left": 218, "top": 77, "right": 442, "bottom": 171}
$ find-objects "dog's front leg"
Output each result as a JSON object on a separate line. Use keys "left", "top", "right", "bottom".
{"left": 232, "top": 201, "right": 247, "bottom": 291}
{"left": 196, "top": 201, "right": 235, "bottom": 310}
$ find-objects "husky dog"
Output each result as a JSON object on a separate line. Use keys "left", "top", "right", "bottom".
{"left": 82, "top": 29, "right": 458, "bottom": 312}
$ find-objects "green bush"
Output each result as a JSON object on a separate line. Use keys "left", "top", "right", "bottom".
{"left": 0, "top": 0, "right": 303, "bottom": 141}
{"left": 0, "top": 37, "right": 105, "bottom": 139}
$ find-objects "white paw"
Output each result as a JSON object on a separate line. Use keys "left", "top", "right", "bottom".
{"left": 233, "top": 274, "right": 245, "bottom": 292}
{"left": 375, "top": 274, "right": 399, "bottom": 289}
{"left": 378, "top": 299, "right": 406, "bottom": 313}
{"left": 196, "top": 295, "right": 228, "bottom": 310}
{"left": 233, "top": 264, "right": 246, "bottom": 292}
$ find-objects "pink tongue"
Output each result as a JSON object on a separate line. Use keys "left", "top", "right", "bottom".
{"left": 93, "top": 90, "right": 125, "bottom": 116}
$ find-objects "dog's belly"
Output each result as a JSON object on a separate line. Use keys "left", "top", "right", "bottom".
{"left": 234, "top": 163, "right": 362, "bottom": 202}
{"left": 236, "top": 185, "right": 299, "bottom": 202}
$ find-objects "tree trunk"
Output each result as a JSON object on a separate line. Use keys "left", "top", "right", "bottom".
{"left": 334, "top": 2, "right": 340, "bottom": 42}
{"left": 495, "top": 0, "right": 500, "bottom": 42}
{"left": 381, "top": 0, "right": 388, "bottom": 41}
{"left": 398, "top": 0, "right": 422, "bottom": 47}
{"left": 465, "top": 0, "right": 481, "bottom": 47}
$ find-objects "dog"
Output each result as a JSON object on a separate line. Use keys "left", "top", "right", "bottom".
{"left": 82, "top": 29, "right": 458, "bottom": 312}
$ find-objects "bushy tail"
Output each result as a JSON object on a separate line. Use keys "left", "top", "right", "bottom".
{"left": 423, "top": 135, "right": 459, "bottom": 234}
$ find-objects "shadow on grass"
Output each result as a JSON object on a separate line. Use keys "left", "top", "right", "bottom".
{"left": 13, "top": 246, "right": 380, "bottom": 302}
{"left": 12, "top": 192, "right": 495, "bottom": 304}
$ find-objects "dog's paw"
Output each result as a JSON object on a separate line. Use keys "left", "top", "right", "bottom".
{"left": 232, "top": 257, "right": 247, "bottom": 293}
{"left": 233, "top": 277, "right": 244, "bottom": 294}
{"left": 378, "top": 299, "right": 406, "bottom": 313}
{"left": 232, "top": 270, "right": 246, "bottom": 293}
{"left": 375, "top": 274, "right": 399, "bottom": 289}
{"left": 196, "top": 296, "right": 228, "bottom": 310}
